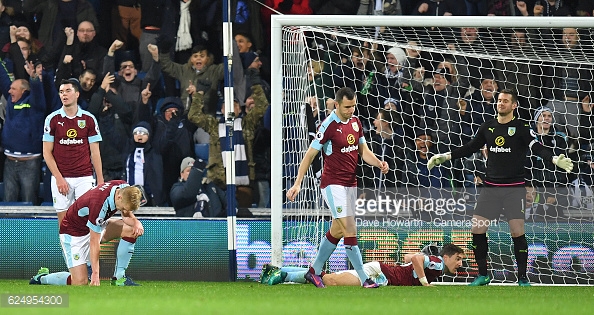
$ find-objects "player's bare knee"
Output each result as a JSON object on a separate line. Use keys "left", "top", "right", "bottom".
{"left": 321, "top": 275, "right": 336, "bottom": 286}
{"left": 70, "top": 275, "right": 88, "bottom": 285}
{"left": 121, "top": 224, "right": 141, "bottom": 239}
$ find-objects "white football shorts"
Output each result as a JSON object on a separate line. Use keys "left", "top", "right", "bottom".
{"left": 51, "top": 175, "right": 95, "bottom": 212}
{"left": 321, "top": 185, "right": 357, "bottom": 218}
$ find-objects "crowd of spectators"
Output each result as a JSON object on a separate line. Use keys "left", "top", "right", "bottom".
{"left": 0, "top": 0, "right": 592, "bottom": 220}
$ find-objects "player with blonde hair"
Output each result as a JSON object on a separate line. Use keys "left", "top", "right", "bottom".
{"left": 30, "top": 181, "right": 145, "bottom": 286}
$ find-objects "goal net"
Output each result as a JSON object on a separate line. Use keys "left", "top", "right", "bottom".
{"left": 270, "top": 15, "right": 594, "bottom": 285}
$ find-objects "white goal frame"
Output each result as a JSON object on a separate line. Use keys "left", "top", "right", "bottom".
{"left": 269, "top": 15, "right": 594, "bottom": 268}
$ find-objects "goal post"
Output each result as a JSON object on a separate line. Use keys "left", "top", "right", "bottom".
{"left": 270, "top": 15, "right": 594, "bottom": 284}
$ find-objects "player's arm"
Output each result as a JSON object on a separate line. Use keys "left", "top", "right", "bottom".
{"left": 89, "top": 142, "right": 104, "bottom": 185}
{"left": 429, "top": 124, "right": 487, "bottom": 170}
{"left": 359, "top": 142, "right": 389, "bottom": 174}
{"left": 43, "top": 141, "right": 69, "bottom": 195}
{"left": 121, "top": 211, "right": 144, "bottom": 238}
{"left": 286, "top": 147, "right": 320, "bottom": 201}
{"left": 409, "top": 253, "right": 433, "bottom": 287}
{"left": 89, "top": 229, "right": 101, "bottom": 286}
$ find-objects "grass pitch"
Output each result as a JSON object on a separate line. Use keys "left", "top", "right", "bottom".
{"left": 1, "top": 280, "right": 593, "bottom": 315}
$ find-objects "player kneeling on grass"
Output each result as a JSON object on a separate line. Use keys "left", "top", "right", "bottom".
{"left": 30, "top": 181, "right": 144, "bottom": 286}
{"left": 260, "top": 243, "right": 464, "bottom": 287}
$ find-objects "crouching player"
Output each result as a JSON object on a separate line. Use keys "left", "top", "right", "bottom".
{"left": 261, "top": 243, "right": 464, "bottom": 286}
{"left": 30, "top": 181, "right": 144, "bottom": 286}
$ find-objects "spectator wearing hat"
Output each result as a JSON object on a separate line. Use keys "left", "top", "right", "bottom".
{"left": 170, "top": 157, "right": 226, "bottom": 217}
{"left": 526, "top": 106, "right": 576, "bottom": 220}
{"left": 171, "top": 157, "right": 206, "bottom": 217}
{"left": 112, "top": 120, "right": 166, "bottom": 206}
{"left": 527, "top": 106, "right": 574, "bottom": 187}
{"left": 241, "top": 50, "right": 271, "bottom": 102}
{"left": 376, "top": 46, "right": 407, "bottom": 107}
{"left": 147, "top": 96, "right": 196, "bottom": 206}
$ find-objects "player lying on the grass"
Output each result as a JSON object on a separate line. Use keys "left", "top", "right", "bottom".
{"left": 30, "top": 180, "right": 144, "bottom": 286}
{"left": 261, "top": 243, "right": 464, "bottom": 286}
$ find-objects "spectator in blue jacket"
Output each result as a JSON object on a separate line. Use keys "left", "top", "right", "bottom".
{"left": 0, "top": 60, "right": 46, "bottom": 204}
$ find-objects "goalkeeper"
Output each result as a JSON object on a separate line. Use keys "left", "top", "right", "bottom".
{"left": 260, "top": 243, "right": 464, "bottom": 287}
{"left": 428, "top": 88, "right": 574, "bottom": 287}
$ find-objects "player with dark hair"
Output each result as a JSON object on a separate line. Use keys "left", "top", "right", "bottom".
{"left": 261, "top": 243, "right": 465, "bottom": 286}
{"left": 43, "top": 79, "right": 104, "bottom": 228}
{"left": 428, "top": 88, "right": 574, "bottom": 286}
{"left": 30, "top": 181, "right": 144, "bottom": 286}
{"left": 286, "top": 87, "right": 389, "bottom": 288}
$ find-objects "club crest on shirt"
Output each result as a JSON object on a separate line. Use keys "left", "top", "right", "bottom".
{"left": 78, "top": 120, "right": 86, "bottom": 129}
{"left": 508, "top": 127, "right": 516, "bottom": 136}
{"left": 351, "top": 121, "right": 359, "bottom": 132}
{"left": 74, "top": 254, "right": 80, "bottom": 260}
{"left": 336, "top": 206, "right": 342, "bottom": 213}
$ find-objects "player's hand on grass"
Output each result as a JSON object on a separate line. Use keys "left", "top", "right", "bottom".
{"left": 286, "top": 184, "right": 300, "bottom": 202}
{"left": 378, "top": 161, "right": 389, "bottom": 174}
{"left": 427, "top": 152, "right": 451, "bottom": 170}
{"left": 553, "top": 154, "right": 574, "bottom": 173}
{"left": 90, "top": 272, "right": 100, "bottom": 286}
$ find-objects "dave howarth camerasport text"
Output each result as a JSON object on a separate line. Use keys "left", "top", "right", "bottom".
{"left": 356, "top": 218, "right": 498, "bottom": 228}
{"left": 355, "top": 196, "right": 466, "bottom": 216}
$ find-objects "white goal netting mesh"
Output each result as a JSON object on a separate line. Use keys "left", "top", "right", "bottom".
{"left": 278, "top": 22, "right": 594, "bottom": 285}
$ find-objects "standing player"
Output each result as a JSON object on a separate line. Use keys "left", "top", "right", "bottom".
{"left": 261, "top": 243, "right": 464, "bottom": 286}
{"left": 43, "top": 79, "right": 104, "bottom": 228}
{"left": 29, "top": 181, "right": 144, "bottom": 286}
{"left": 428, "top": 89, "right": 574, "bottom": 286}
{"left": 286, "top": 87, "right": 389, "bottom": 288}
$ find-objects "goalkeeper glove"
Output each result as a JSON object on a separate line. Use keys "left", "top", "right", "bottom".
{"left": 552, "top": 154, "right": 574, "bottom": 173}
{"left": 427, "top": 152, "right": 451, "bottom": 170}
